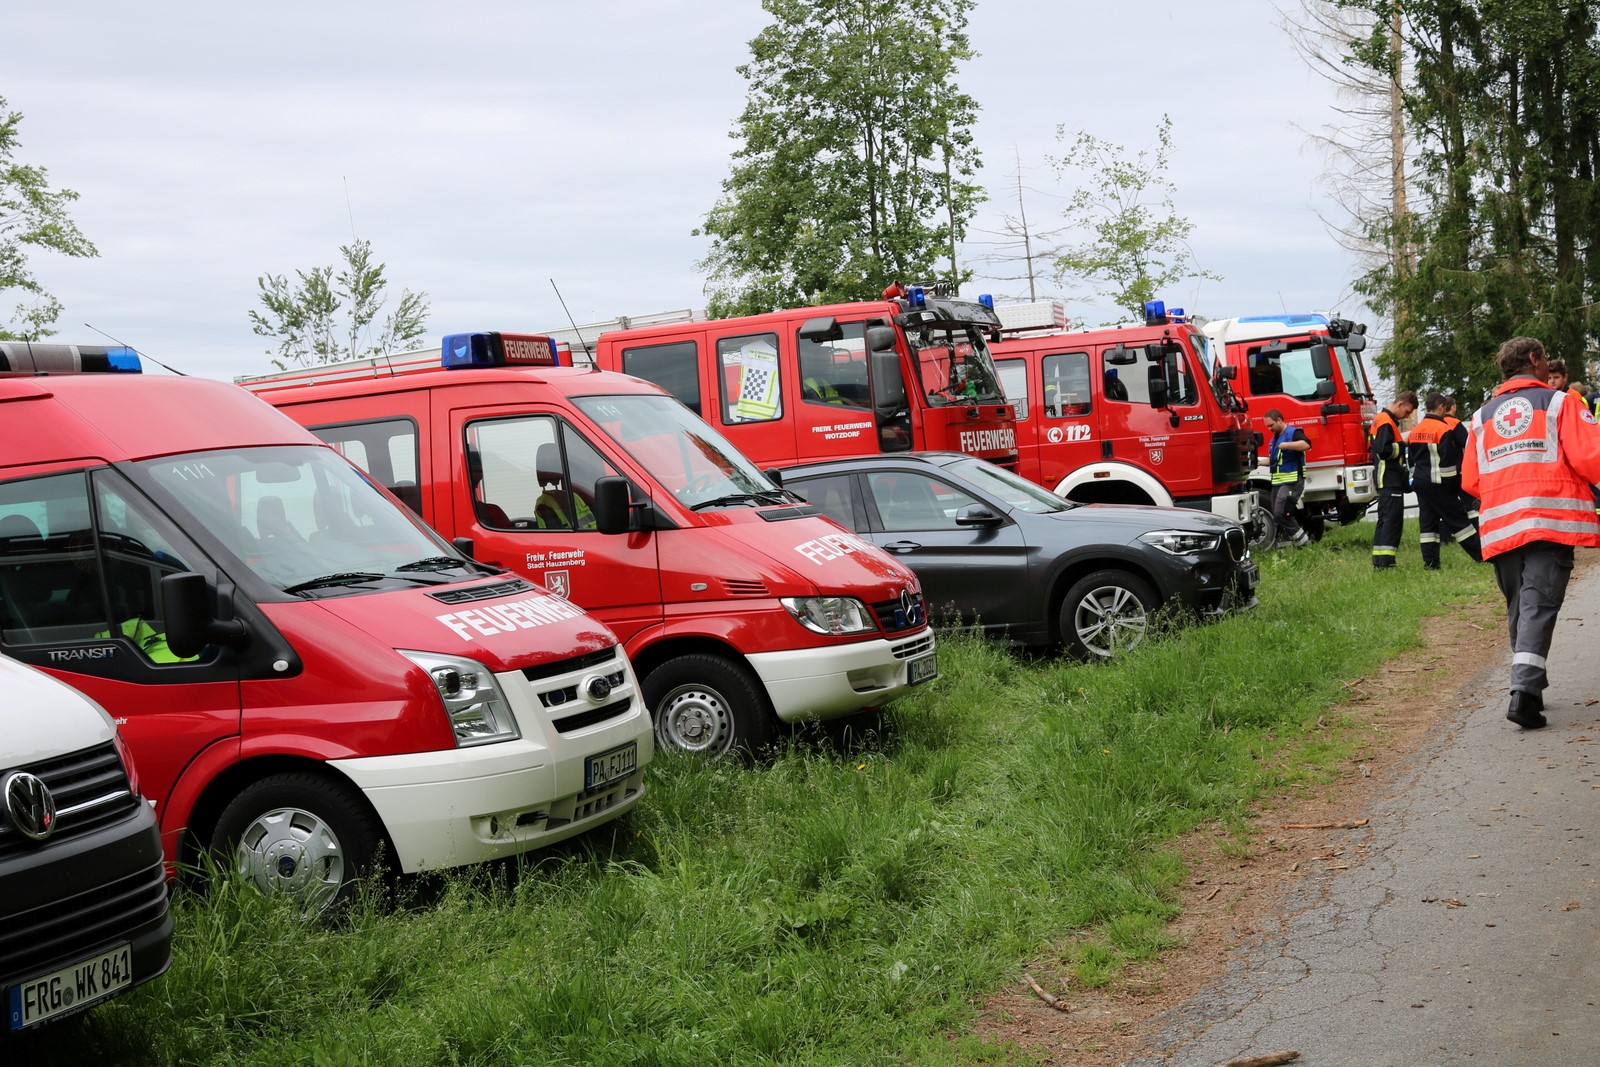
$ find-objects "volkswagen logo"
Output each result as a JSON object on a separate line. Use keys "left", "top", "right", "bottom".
{"left": 900, "top": 587, "right": 923, "bottom": 627}
{"left": 4, "top": 771, "right": 57, "bottom": 842}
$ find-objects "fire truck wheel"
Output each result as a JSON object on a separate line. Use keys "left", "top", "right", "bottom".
{"left": 1060, "top": 570, "right": 1158, "bottom": 660}
{"left": 645, "top": 654, "right": 776, "bottom": 758}
{"left": 212, "top": 772, "right": 385, "bottom": 915}
{"left": 1247, "top": 505, "right": 1277, "bottom": 550}
{"left": 1300, "top": 513, "right": 1326, "bottom": 542}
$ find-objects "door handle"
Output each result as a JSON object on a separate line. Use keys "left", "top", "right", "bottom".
{"left": 883, "top": 540, "right": 922, "bottom": 553}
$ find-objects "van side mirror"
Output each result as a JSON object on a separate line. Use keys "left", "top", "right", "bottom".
{"left": 1315, "top": 379, "right": 1337, "bottom": 400}
{"left": 1309, "top": 343, "right": 1334, "bottom": 379}
{"left": 451, "top": 536, "right": 475, "bottom": 559}
{"left": 161, "top": 572, "right": 248, "bottom": 659}
{"left": 865, "top": 324, "right": 898, "bottom": 352}
{"left": 593, "top": 477, "right": 632, "bottom": 535}
{"left": 1218, "top": 365, "right": 1237, "bottom": 380}
{"left": 1345, "top": 332, "right": 1367, "bottom": 353}
{"left": 763, "top": 468, "right": 783, "bottom": 487}
{"left": 870, "top": 349, "right": 907, "bottom": 411}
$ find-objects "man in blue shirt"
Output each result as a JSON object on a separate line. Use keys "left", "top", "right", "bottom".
{"left": 1264, "top": 409, "right": 1312, "bottom": 548}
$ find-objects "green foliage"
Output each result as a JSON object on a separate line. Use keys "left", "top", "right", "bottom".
{"left": 250, "top": 239, "right": 429, "bottom": 369}
{"left": 697, "top": 0, "right": 984, "bottom": 317}
{"left": 1344, "top": 0, "right": 1600, "bottom": 403}
{"left": 1050, "top": 116, "right": 1219, "bottom": 323}
{"left": 0, "top": 96, "right": 98, "bottom": 341}
{"left": 25, "top": 522, "right": 1494, "bottom": 1065}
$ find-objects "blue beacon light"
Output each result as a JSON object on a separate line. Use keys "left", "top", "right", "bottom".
{"left": 978, "top": 294, "right": 994, "bottom": 309}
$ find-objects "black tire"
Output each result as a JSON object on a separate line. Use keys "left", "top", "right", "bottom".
{"left": 644, "top": 653, "right": 777, "bottom": 757}
{"left": 1248, "top": 504, "right": 1277, "bottom": 551}
{"left": 211, "top": 772, "right": 385, "bottom": 914}
{"left": 1059, "top": 569, "right": 1159, "bottom": 660}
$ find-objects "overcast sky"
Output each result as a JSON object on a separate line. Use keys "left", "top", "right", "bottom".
{"left": 8, "top": 1, "right": 1370, "bottom": 382}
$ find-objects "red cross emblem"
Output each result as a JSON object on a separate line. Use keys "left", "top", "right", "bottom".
{"left": 1493, "top": 396, "right": 1534, "bottom": 437}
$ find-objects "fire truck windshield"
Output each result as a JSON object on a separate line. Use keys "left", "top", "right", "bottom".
{"left": 1333, "top": 345, "right": 1375, "bottom": 400}
{"left": 572, "top": 393, "right": 782, "bottom": 509}
{"left": 907, "top": 325, "right": 1006, "bottom": 406}
{"left": 137, "top": 445, "right": 465, "bottom": 594}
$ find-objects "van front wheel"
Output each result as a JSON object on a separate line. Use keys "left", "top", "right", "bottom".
{"left": 212, "top": 772, "right": 384, "bottom": 914}
{"left": 645, "top": 654, "right": 777, "bottom": 758}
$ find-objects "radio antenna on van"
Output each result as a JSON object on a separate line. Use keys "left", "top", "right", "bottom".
{"left": 84, "top": 323, "right": 187, "bottom": 376}
{"left": 549, "top": 279, "right": 594, "bottom": 366}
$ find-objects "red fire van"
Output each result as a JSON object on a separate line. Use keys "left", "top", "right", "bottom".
{"left": 588, "top": 284, "right": 1021, "bottom": 472}
{"left": 241, "top": 332, "right": 939, "bottom": 759}
{"left": 0, "top": 342, "right": 652, "bottom": 912}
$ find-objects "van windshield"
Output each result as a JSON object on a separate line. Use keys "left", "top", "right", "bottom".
{"left": 572, "top": 394, "right": 782, "bottom": 509}
{"left": 137, "top": 446, "right": 465, "bottom": 594}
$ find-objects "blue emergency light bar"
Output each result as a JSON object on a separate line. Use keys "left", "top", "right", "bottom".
{"left": 1144, "top": 300, "right": 1167, "bottom": 326}
{"left": 440, "top": 331, "right": 567, "bottom": 370}
{"left": 1238, "top": 313, "right": 1329, "bottom": 327}
{"left": 0, "top": 342, "right": 143, "bottom": 375}
{"left": 907, "top": 286, "right": 927, "bottom": 309}
{"left": 978, "top": 294, "right": 994, "bottom": 309}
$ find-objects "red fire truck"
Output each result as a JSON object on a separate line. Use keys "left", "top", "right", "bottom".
{"left": 989, "top": 300, "right": 1259, "bottom": 528}
{"left": 588, "top": 284, "right": 1020, "bottom": 473}
{"left": 0, "top": 342, "right": 652, "bottom": 912}
{"left": 242, "top": 332, "right": 939, "bottom": 759}
{"left": 1200, "top": 314, "right": 1377, "bottom": 539}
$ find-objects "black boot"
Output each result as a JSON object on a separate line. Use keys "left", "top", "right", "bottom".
{"left": 1506, "top": 691, "right": 1547, "bottom": 729}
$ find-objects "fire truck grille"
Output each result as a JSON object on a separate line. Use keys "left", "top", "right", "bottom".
{"left": 430, "top": 577, "right": 535, "bottom": 604}
{"left": 1224, "top": 526, "right": 1247, "bottom": 562}
{"left": 871, "top": 592, "right": 927, "bottom": 634}
{"left": 549, "top": 698, "right": 634, "bottom": 734}
{"left": 0, "top": 742, "right": 139, "bottom": 858}
{"left": 521, "top": 646, "right": 622, "bottom": 685}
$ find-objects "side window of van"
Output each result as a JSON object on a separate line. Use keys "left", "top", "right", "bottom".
{"left": 310, "top": 418, "right": 423, "bottom": 516}
{"left": 795, "top": 323, "right": 869, "bottom": 409}
{"left": 996, "top": 359, "right": 1030, "bottom": 421}
{"left": 1041, "top": 352, "right": 1092, "bottom": 417}
{"left": 0, "top": 471, "right": 204, "bottom": 663}
{"left": 466, "top": 418, "right": 620, "bottom": 532}
{"left": 621, "top": 341, "right": 702, "bottom": 416}
{"left": 718, "top": 333, "right": 784, "bottom": 424}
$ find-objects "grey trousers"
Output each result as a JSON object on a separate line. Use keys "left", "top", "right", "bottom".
{"left": 1492, "top": 541, "right": 1576, "bottom": 695}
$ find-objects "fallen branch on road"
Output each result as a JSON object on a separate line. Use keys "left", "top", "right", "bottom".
{"left": 1022, "top": 974, "right": 1069, "bottom": 1012}
{"left": 1280, "top": 819, "right": 1368, "bottom": 830}
{"left": 1222, "top": 1053, "right": 1300, "bottom": 1067}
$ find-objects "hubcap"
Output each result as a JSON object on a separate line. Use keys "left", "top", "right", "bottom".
{"left": 1074, "top": 585, "right": 1149, "bottom": 658}
{"left": 236, "top": 806, "right": 344, "bottom": 913}
{"left": 657, "top": 686, "right": 733, "bottom": 755}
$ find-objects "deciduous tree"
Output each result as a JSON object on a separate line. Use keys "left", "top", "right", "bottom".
{"left": 250, "top": 239, "right": 429, "bottom": 369}
{"left": 0, "top": 96, "right": 98, "bottom": 341}
{"left": 697, "top": 0, "right": 983, "bottom": 317}
{"left": 1050, "top": 116, "right": 1219, "bottom": 324}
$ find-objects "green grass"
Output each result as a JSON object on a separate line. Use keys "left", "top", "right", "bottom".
{"left": 15, "top": 521, "right": 1495, "bottom": 1066}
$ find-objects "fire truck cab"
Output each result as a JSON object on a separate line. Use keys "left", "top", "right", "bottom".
{"left": 242, "top": 333, "right": 939, "bottom": 760}
{"left": 589, "top": 284, "right": 1020, "bottom": 472}
{"left": 0, "top": 342, "right": 652, "bottom": 913}
{"left": 1201, "top": 314, "right": 1378, "bottom": 536}
{"left": 991, "top": 301, "right": 1258, "bottom": 526}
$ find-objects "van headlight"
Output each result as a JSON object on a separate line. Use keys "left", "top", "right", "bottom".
{"left": 781, "top": 596, "right": 876, "bottom": 635}
{"left": 1138, "top": 529, "right": 1221, "bottom": 555}
{"left": 400, "top": 650, "right": 520, "bottom": 747}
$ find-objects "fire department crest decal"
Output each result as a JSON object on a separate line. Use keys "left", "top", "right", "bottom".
{"left": 1494, "top": 396, "right": 1534, "bottom": 438}
{"left": 543, "top": 570, "right": 571, "bottom": 598}
{"left": 1149, "top": 449, "right": 1164, "bottom": 465}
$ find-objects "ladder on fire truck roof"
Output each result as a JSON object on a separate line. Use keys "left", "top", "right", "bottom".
{"left": 992, "top": 300, "right": 1070, "bottom": 335}
{"left": 549, "top": 307, "right": 705, "bottom": 365}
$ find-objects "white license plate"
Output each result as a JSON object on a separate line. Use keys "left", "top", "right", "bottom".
{"left": 585, "top": 741, "right": 638, "bottom": 790}
{"left": 909, "top": 653, "right": 938, "bottom": 685}
{"left": 7, "top": 942, "right": 132, "bottom": 1031}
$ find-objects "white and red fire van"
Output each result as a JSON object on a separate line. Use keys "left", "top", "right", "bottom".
{"left": 0, "top": 342, "right": 652, "bottom": 912}
{"left": 240, "top": 331, "right": 939, "bottom": 758}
